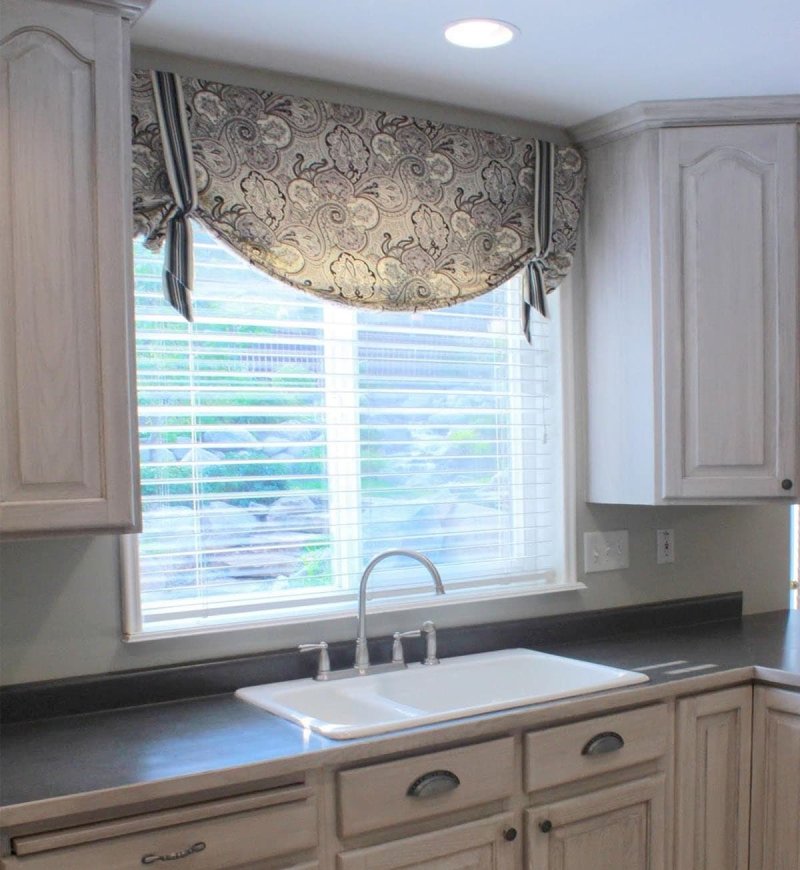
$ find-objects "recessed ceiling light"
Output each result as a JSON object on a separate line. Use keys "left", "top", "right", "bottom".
{"left": 444, "top": 18, "right": 518, "bottom": 49}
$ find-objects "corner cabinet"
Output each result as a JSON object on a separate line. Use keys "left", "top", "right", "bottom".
{"left": 674, "top": 686, "right": 752, "bottom": 870}
{"left": 750, "top": 686, "right": 800, "bottom": 870}
{"left": 578, "top": 105, "right": 799, "bottom": 504}
{"left": 0, "top": 0, "right": 144, "bottom": 537}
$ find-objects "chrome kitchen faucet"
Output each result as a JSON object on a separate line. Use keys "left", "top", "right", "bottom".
{"left": 354, "top": 549, "right": 444, "bottom": 674}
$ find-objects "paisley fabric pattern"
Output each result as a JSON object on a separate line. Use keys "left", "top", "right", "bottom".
{"left": 131, "top": 70, "right": 585, "bottom": 311}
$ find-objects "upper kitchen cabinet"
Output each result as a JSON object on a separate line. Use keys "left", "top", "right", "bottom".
{"left": 0, "top": 0, "right": 148, "bottom": 537}
{"left": 574, "top": 100, "right": 799, "bottom": 504}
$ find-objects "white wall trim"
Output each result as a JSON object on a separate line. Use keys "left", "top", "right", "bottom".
{"left": 552, "top": 282, "right": 578, "bottom": 586}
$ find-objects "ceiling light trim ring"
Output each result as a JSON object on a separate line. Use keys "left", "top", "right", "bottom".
{"left": 444, "top": 18, "right": 519, "bottom": 49}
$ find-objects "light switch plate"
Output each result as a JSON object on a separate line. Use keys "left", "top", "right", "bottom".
{"left": 583, "top": 530, "right": 630, "bottom": 573}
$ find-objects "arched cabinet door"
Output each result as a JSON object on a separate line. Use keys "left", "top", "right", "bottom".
{"left": 583, "top": 113, "right": 798, "bottom": 506}
{"left": 0, "top": 0, "right": 146, "bottom": 536}
{"left": 660, "top": 123, "right": 798, "bottom": 500}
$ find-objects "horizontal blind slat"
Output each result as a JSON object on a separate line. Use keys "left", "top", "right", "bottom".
{"left": 131, "top": 221, "right": 557, "bottom": 631}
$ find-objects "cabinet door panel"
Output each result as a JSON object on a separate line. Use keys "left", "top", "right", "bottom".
{"left": 370, "top": 844, "right": 492, "bottom": 870}
{"left": 661, "top": 124, "right": 798, "bottom": 498}
{"left": 750, "top": 687, "right": 800, "bottom": 870}
{"left": 337, "top": 812, "right": 518, "bottom": 870}
{"left": 526, "top": 775, "right": 665, "bottom": 870}
{"left": 675, "top": 686, "right": 752, "bottom": 870}
{"left": 0, "top": 0, "right": 139, "bottom": 535}
{"left": 1, "top": 29, "right": 100, "bottom": 500}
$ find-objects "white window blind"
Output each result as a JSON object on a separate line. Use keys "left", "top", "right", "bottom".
{"left": 125, "top": 223, "right": 562, "bottom": 635}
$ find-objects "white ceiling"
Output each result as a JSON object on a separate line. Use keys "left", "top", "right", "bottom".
{"left": 133, "top": 0, "right": 800, "bottom": 128}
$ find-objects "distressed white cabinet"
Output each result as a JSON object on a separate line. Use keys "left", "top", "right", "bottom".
{"left": 0, "top": 782, "right": 318, "bottom": 869}
{"left": 526, "top": 776, "right": 667, "bottom": 870}
{"left": 674, "top": 686, "right": 752, "bottom": 870}
{"left": 524, "top": 705, "right": 670, "bottom": 870}
{"left": 750, "top": 686, "right": 800, "bottom": 870}
{"left": 337, "top": 813, "right": 519, "bottom": 870}
{"left": 578, "top": 103, "right": 799, "bottom": 503}
{"left": 0, "top": 0, "right": 145, "bottom": 537}
{"left": 334, "top": 739, "right": 519, "bottom": 868}
{"left": 5, "top": 684, "right": 800, "bottom": 870}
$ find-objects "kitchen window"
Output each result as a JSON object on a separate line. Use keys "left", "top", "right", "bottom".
{"left": 122, "top": 223, "right": 573, "bottom": 638}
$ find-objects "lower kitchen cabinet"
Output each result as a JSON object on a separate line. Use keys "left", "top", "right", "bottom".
{"left": 525, "top": 775, "right": 667, "bottom": 870}
{"left": 0, "top": 784, "right": 317, "bottom": 870}
{"left": 750, "top": 686, "right": 800, "bottom": 870}
{"left": 6, "top": 684, "right": 800, "bottom": 870}
{"left": 674, "top": 685, "right": 752, "bottom": 870}
{"left": 336, "top": 737, "right": 514, "bottom": 840}
{"left": 336, "top": 812, "right": 520, "bottom": 869}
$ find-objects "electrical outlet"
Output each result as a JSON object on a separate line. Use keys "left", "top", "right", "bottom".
{"left": 656, "top": 529, "right": 675, "bottom": 564}
{"left": 583, "top": 530, "right": 630, "bottom": 573}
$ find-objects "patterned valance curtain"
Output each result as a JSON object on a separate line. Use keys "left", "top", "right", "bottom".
{"left": 131, "top": 70, "right": 585, "bottom": 335}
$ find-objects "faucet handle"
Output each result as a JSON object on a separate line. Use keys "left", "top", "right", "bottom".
{"left": 392, "top": 629, "right": 421, "bottom": 666}
{"left": 298, "top": 642, "right": 331, "bottom": 680}
{"left": 421, "top": 620, "right": 439, "bottom": 665}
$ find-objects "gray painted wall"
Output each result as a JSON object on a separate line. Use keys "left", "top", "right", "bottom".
{"left": 1, "top": 262, "right": 791, "bottom": 685}
{"left": 0, "top": 54, "right": 792, "bottom": 686}
{"left": 0, "top": 502, "right": 790, "bottom": 685}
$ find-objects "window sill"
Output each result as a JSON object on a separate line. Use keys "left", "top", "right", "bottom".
{"left": 123, "top": 579, "right": 587, "bottom": 643}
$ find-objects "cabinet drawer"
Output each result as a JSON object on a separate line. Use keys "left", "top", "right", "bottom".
{"left": 5, "top": 786, "right": 316, "bottom": 869}
{"left": 337, "top": 737, "right": 514, "bottom": 838}
{"left": 524, "top": 704, "right": 669, "bottom": 792}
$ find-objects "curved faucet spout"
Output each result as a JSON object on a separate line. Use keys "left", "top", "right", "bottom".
{"left": 354, "top": 549, "right": 444, "bottom": 673}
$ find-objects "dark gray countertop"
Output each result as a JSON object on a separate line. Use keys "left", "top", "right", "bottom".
{"left": 1, "top": 609, "right": 798, "bottom": 816}
{"left": 554, "top": 609, "right": 800, "bottom": 678}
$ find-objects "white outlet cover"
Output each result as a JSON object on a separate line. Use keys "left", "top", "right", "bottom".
{"left": 656, "top": 529, "right": 675, "bottom": 564}
{"left": 583, "top": 530, "right": 630, "bottom": 573}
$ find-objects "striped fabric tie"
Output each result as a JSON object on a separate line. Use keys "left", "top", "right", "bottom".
{"left": 151, "top": 70, "right": 197, "bottom": 321}
{"left": 522, "top": 140, "right": 555, "bottom": 342}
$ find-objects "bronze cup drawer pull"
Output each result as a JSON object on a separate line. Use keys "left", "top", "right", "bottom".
{"left": 582, "top": 731, "right": 625, "bottom": 756}
{"left": 141, "top": 841, "right": 206, "bottom": 864}
{"left": 407, "top": 769, "right": 461, "bottom": 798}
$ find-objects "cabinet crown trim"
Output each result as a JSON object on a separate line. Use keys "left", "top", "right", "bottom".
{"left": 50, "top": 0, "right": 152, "bottom": 21}
{"left": 570, "top": 95, "right": 800, "bottom": 148}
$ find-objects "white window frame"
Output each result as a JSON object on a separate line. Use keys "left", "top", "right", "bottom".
{"left": 791, "top": 504, "right": 799, "bottom": 609}
{"left": 121, "top": 263, "right": 581, "bottom": 642}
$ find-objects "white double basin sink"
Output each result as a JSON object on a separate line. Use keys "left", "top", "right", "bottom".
{"left": 236, "top": 648, "right": 648, "bottom": 739}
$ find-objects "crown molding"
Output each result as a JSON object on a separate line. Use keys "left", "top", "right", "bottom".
{"left": 570, "top": 95, "right": 800, "bottom": 149}
{"left": 54, "top": 0, "right": 152, "bottom": 22}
